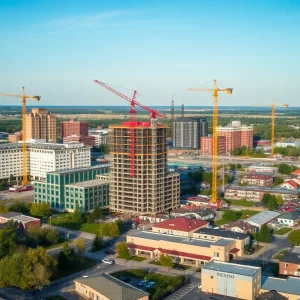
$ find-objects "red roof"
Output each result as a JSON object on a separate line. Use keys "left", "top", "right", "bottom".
{"left": 230, "top": 248, "right": 240, "bottom": 254}
{"left": 292, "top": 169, "right": 300, "bottom": 175}
{"left": 283, "top": 180, "right": 298, "bottom": 189}
{"left": 152, "top": 217, "right": 208, "bottom": 232}
{"left": 158, "top": 248, "right": 211, "bottom": 261}
{"left": 128, "top": 244, "right": 156, "bottom": 252}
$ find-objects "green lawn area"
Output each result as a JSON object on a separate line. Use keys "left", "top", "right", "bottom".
{"left": 51, "top": 257, "right": 97, "bottom": 280}
{"left": 273, "top": 227, "right": 292, "bottom": 235}
{"left": 215, "top": 210, "right": 259, "bottom": 226}
{"left": 110, "top": 269, "right": 187, "bottom": 300}
{"left": 117, "top": 256, "right": 146, "bottom": 262}
{"left": 273, "top": 250, "right": 288, "bottom": 260}
{"left": 79, "top": 223, "right": 101, "bottom": 234}
{"left": 45, "top": 238, "right": 72, "bottom": 250}
{"left": 226, "top": 199, "right": 257, "bottom": 207}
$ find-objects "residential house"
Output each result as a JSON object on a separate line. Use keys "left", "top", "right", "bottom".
{"left": 281, "top": 179, "right": 298, "bottom": 190}
{"left": 277, "top": 212, "right": 300, "bottom": 227}
{"left": 222, "top": 220, "right": 257, "bottom": 234}
{"left": 279, "top": 247, "right": 300, "bottom": 277}
{"left": 244, "top": 211, "right": 281, "bottom": 230}
{"left": 242, "top": 174, "right": 273, "bottom": 187}
{"left": 0, "top": 212, "right": 41, "bottom": 229}
{"left": 170, "top": 206, "right": 216, "bottom": 220}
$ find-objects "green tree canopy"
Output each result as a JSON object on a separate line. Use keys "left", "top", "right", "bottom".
{"left": 255, "top": 225, "right": 272, "bottom": 243}
{"left": 30, "top": 202, "right": 51, "bottom": 218}
{"left": 116, "top": 242, "right": 131, "bottom": 259}
{"left": 222, "top": 210, "right": 241, "bottom": 222}
{"left": 99, "top": 222, "right": 120, "bottom": 238}
{"left": 159, "top": 254, "right": 173, "bottom": 268}
{"left": 91, "top": 232, "right": 104, "bottom": 252}
{"left": 277, "top": 163, "right": 293, "bottom": 175}
{"left": 288, "top": 229, "right": 300, "bottom": 246}
{"left": 8, "top": 201, "right": 30, "bottom": 215}
{"left": 57, "top": 244, "right": 76, "bottom": 270}
{"left": 273, "top": 177, "right": 284, "bottom": 186}
{"left": 0, "top": 229, "right": 17, "bottom": 259}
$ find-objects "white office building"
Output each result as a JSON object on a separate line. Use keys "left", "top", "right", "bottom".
{"left": 0, "top": 141, "right": 91, "bottom": 180}
{"left": 88, "top": 129, "right": 110, "bottom": 146}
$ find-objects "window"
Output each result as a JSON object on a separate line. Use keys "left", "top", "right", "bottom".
{"left": 214, "top": 252, "right": 219, "bottom": 258}
{"left": 284, "top": 263, "right": 288, "bottom": 267}
{"left": 210, "top": 276, "right": 214, "bottom": 279}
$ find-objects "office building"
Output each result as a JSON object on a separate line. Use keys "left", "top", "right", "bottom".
{"left": 88, "top": 128, "right": 110, "bottom": 146}
{"left": 0, "top": 141, "right": 91, "bottom": 180}
{"left": 173, "top": 117, "right": 208, "bottom": 149}
{"left": 201, "top": 261, "right": 261, "bottom": 299}
{"left": 200, "top": 136, "right": 226, "bottom": 155}
{"left": 217, "top": 121, "right": 253, "bottom": 153}
{"left": 34, "top": 165, "right": 110, "bottom": 211}
{"left": 109, "top": 119, "right": 180, "bottom": 215}
{"left": 26, "top": 108, "right": 56, "bottom": 142}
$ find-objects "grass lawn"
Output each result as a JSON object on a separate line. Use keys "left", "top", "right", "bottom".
{"left": 273, "top": 249, "right": 288, "bottom": 260}
{"left": 226, "top": 199, "right": 257, "bottom": 207}
{"left": 51, "top": 257, "right": 97, "bottom": 280}
{"left": 45, "top": 238, "right": 72, "bottom": 249}
{"left": 79, "top": 223, "right": 101, "bottom": 234}
{"left": 111, "top": 269, "right": 187, "bottom": 300}
{"left": 117, "top": 256, "right": 146, "bottom": 262}
{"left": 273, "top": 227, "right": 292, "bottom": 235}
{"left": 215, "top": 210, "right": 259, "bottom": 226}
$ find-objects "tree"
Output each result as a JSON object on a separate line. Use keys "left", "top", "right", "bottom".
{"left": 58, "top": 244, "right": 76, "bottom": 270}
{"left": 222, "top": 210, "right": 240, "bottom": 222}
{"left": 0, "top": 229, "right": 17, "bottom": 259}
{"left": 274, "top": 195, "right": 283, "bottom": 206}
{"left": 91, "top": 232, "right": 104, "bottom": 252}
{"left": 288, "top": 229, "right": 300, "bottom": 246}
{"left": 273, "top": 177, "right": 284, "bottom": 186}
{"left": 45, "top": 228, "right": 59, "bottom": 245}
{"left": 278, "top": 163, "right": 293, "bottom": 175}
{"left": 72, "top": 205, "right": 83, "bottom": 224}
{"left": 267, "top": 196, "right": 277, "bottom": 210}
{"left": 75, "top": 237, "right": 86, "bottom": 255}
{"left": 159, "top": 254, "right": 173, "bottom": 268}
{"left": 32, "top": 263, "right": 51, "bottom": 290}
{"left": 0, "top": 203, "right": 8, "bottom": 214}
{"left": 116, "top": 242, "right": 131, "bottom": 259}
{"left": 256, "top": 225, "right": 272, "bottom": 243}
{"left": 30, "top": 202, "right": 51, "bottom": 218}
{"left": 8, "top": 201, "right": 30, "bottom": 214}
{"left": 262, "top": 193, "right": 273, "bottom": 205}
{"left": 99, "top": 222, "right": 120, "bottom": 238}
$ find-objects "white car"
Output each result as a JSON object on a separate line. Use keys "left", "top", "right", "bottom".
{"left": 198, "top": 283, "right": 202, "bottom": 289}
{"left": 102, "top": 259, "right": 114, "bottom": 265}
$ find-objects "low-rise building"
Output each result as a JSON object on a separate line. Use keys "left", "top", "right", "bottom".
{"left": 281, "top": 179, "right": 298, "bottom": 190}
{"left": 63, "top": 135, "right": 95, "bottom": 147}
{"left": 201, "top": 261, "right": 261, "bottom": 299}
{"left": 34, "top": 165, "right": 110, "bottom": 211}
{"left": 222, "top": 220, "right": 257, "bottom": 234}
{"left": 74, "top": 273, "right": 149, "bottom": 300}
{"left": 242, "top": 174, "right": 273, "bottom": 187}
{"left": 127, "top": 230, "right": 236, "bottom": 266}
{"left": 88, "top": 128, "right": 110, "bottom": 146}
{"left": 151, "top": 217, "right": 208, "bottom": 237}
{"left": 247, "top": 165, "right": 278, "bottom": 173}
{"left": 291, "top": 169, "right": 300, "bottom": 179}
{"left": 8, "top": 132, "right": 22, "bottom": 143}
{"left": 185, "top": 196, "right": 228, "bottom": 209}
{"left": 277, "top": 212, "right": 300, "bottom": 227}
{"left": 244, "top": 211, "right": 281, "bottom": 229}
{"left": 0, "top": 212, "right": 40, "bottom": 229}
{"left": 170, "top": 206, "right": 216, "bottom": 220}
{"left": 225, "top": 186, "right": 298, "bottom": 202}
{"left": 261, "top": 276, "right": 300, "bottom": 300}
{"left": 279, "top": 247, "right": 300, "bottom": 277}
{"left": 193, "top": 228, "right": 250, "bottom": 257}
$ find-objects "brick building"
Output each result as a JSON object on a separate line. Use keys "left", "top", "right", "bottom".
{"left": 0, "top": 212, "right": 40, "bottom": 229}
{"left": 279, "top": 247, "right": 300, "bottom": 277}
{"left": 8, "top": 132, "right": 22, "bottom": 143}
{"left": 242, "top": 174, "right": 273, "bottom": 187}
{"left": 200, "top": 136, "right": 226, "bottom": 155}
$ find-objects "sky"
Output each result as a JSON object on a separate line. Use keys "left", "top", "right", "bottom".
{"left": 0, "top": 0, "right": 300, "bottom": 107}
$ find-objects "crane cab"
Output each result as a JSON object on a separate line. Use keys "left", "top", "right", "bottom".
{"left": 227, "top": 88, "right": 233, "bottom": 94}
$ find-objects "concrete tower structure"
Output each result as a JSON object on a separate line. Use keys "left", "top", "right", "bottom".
{"left": 109, "top": 119, "right": 180, "bottom": 215}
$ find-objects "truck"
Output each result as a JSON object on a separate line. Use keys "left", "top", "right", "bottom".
{"left": 9, "top": 185, "right": 34, "bottom": 193}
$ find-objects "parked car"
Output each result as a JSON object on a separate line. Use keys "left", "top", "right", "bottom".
{"left": 102, "top": 259, "right": 114, "bottom": 265}
{"left": 198, "top": 283, "right": 202, "bottom": 289}
{"left": 145, "top": 282, "right": 156, "bottom": 289}
{"left": 105, "top": 250, "right": 116, "bottom": 255}
{"left": 172, "top": 265, "right": 185, "bottom": 271}
{"left": 246, "top": 248, "right": 254, "bottom": 255}
{"left": 137, "top": 280, "right": 147, "bottom": 287}
{"left": 119, "top": 276, "right": 130, "bottom": 283}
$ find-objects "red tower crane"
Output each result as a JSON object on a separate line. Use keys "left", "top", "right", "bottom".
{"left": 94, "top": 80, "right": 166, "bottom": 177}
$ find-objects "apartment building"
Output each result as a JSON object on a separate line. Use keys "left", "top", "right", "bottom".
{"left": 242, "top": 174, "right": 273, "bottom": 187}
{"left": 217, "top": 121, "right": 253, "bottom": 153}
{"left": 247, "top": 165, "right": 278, "bottom": 173}
{"left": 8, "top": 132, "right": 22, "bottom": 143}
{"left": 88, "top": 129, "right": 110, "bottom": 146}
{"left": 0, "top": 142, "right": 91, "bottom": 180}
{"left": 34, "top": 165, "right": 109, "bottom": 211}
{"left": 279, "top": 247, "right": 300, "bottom": 278}
{"left": 61, "top": 118, "right": 88, "bottom": 138}
{"left": 109, "top": 119, "right": 180, "bottom": 215}
{"left": 225, "top": 186, "right": 298, "bottom": 202}
{"left": 26, "top": 108, "right": 57, "bottom": 142}
{"left": 173, "top": 117, "right": 208, "bottom": 149}
{"left": 200, "top": 136, "right": 226, "bottom": 156}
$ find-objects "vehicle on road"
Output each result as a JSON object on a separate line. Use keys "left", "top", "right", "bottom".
{"left": 102, "top": 259, "right": 114, "bottom": 264}
{"left": 82, "top": 275, "right": 89, "bottom": 278}
{"left": 105, "top": 250, "right": 116, "bottom": 255}
{"left": 119, "top": 276, "right": 130, "bottom": 282}
{"left": 172, "top": 265, "right": 185, "bottom": 271}
{"left": 137, "top": 279, "right": 147, "bottom": 286}
{"left": 145, "top": 282, "right": 156, "bottom": 289}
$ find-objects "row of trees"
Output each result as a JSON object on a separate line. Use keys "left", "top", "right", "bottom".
{"left": 261, "top": 193, "right": 283, "bottom": 210}
{"left": 231, "top": 146, "right": 266, "bottom": 158}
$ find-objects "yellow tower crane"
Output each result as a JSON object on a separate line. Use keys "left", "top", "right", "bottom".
{"left": 253, "top": 101, "right": 288, "bottom": 157}
{"left": 188, "top": 80, "right": 233, "bottom": 203}
{"left": 0, "top": 88, "right": 40, "bottom": 186}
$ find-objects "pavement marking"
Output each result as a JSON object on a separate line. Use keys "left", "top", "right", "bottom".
{"left": 165, "top": 283, "right": 197, "bottom": 300}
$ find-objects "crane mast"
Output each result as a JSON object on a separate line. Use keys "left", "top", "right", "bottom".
{"left": 0, "top": 88, "right": 40, "bottom": 186}
{"left": 188, "top": 80, "right": 233, "bottom": 203}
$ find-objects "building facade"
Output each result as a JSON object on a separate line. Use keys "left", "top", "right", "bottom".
{"left": 279, "top": 247, "right": 300, "bottom": 277}
{"left": 8, "top": 132, "right": 22, "bottom": 143}
{"left": 60, "top": 118, "right": 88, "bottom": 138}
{"left": 201, "top": 261, "right": 261, "bottom": 299}
{"left": 88, "top": 129, "right": 110, "bottom": 146}
{"left": 26, "top": 108, "right": 57, "bottom": 142}
{"left": 0, "top": 142, "right": 91, "bottom": 181}
{"left": 0, "top": 212, "right": 41, "bottom": 229}
{"left": 63, "top": 135, "right": 95, "bottom": 147}
{"left": 217, "top": 121, "right": 253, "bottom": 153}
{"left": 200, "top": 136, "right": 226, "bottom": 156}
{"left": 173, "top": 117, "right": 208, "bottom": 150}
{"left": 109, "top": 120, "right": 180, "bottom": 215}
{"left": 34, "top": 165, "right": 109, "bottom": 211}
{"left": 242, "top": 174, "right": 273, "bottom": 187}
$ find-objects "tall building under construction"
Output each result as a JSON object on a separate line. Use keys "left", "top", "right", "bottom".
{"left": 109, "top": 119, "right": 180, "bottom": 215}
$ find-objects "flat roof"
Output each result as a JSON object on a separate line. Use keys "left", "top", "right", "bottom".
{"left": 195, "top": 228, "right": 249, "bottom": 240}
{"left": 13, "top": 215, "right": 40, "bottom": 222}
{"left": 244, "top": 211, "right": 281, "bottom": 226}
{"left": 203, "top": 261, "right": 260, "bottom": 277}
{"left": 0, "top": 212, "right": 22, "bottom": 218}
{"left": 66, "top": 179, "right": 109, "bottom": 188}
{"left": 0, "top": 142, "right": 90, "bottom": 151}
{"left": 226, "top": 186, "right": 299, "bottom": 195}
{"left": 47, "top": 164, "right": 110, "bottom": 175}
{"left": 128, "top": 230, "right": 232, "bottom": 248}
{"left": 262, "top": 276, "right": 300, "bottom": 296}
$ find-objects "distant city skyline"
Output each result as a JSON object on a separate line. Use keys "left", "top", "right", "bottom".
{"left": 0, "top": 0, "right": 299, "bottom": 106}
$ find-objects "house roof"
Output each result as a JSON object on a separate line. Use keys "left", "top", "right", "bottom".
{"left": 244, "top": 211, "right": 281, "bottom": 226}
{"left": 283, "top": 180, "right": 298, "bottom": 189}
{"left": 223, "top": 220, "right": 256, "bottom": 231}
{"left": 194, "top": 228, "right": 248, "bottom": 240}
{"left": 261, "top": 276, "right": 300, "bottom": 296}
{"left": 291, "top": 169, "right": 300, "bottom": 176}
{"left": 152, "top": 217, "right": 208, "bottom": 232}
{"left": 128, "top": 244, "right": 156, "bottom": 252}
{"left": 280, "top": 251, "right": 300, "bottom": 264}
{"left": 278, "top": 211, "right": 300, "bottom": 221}
{"left": 229, "top": 248, "right": 240, "bottom": 254}
{"left": 157, "top": 248, "right": 211, "bottom": 261}
{"left": 0, "top": 212, "right": 22, "bottom": 219}
{"left": 74, "top": 273, "right": 149, "bottom": 300}
{"left": 256, "top": 290, "right": 288, "bottom": 300}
